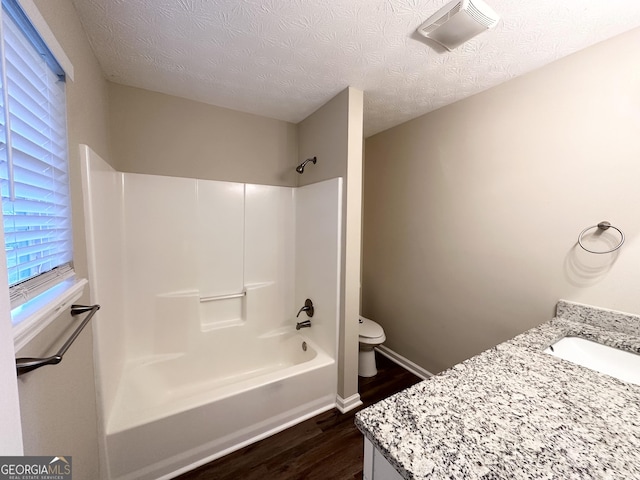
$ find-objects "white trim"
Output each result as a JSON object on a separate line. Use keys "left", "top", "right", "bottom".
{"left": 16, "top": 0, "right": 74, "bottom": 81}
{"left": 336, "top": 393, "right": 362, "bottom": 413}
{"left": 0, "top": 212, "right": 22, "bottom": 454}
{"left": 375, "top": 345, "right": 434, "bottom": 380}
{"left": 12, "top": 278, "right": 87, "bottom": 351}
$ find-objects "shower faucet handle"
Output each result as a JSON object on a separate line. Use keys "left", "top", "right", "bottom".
{"left": 296, "top": 299, "right": 314, "bottom": 318}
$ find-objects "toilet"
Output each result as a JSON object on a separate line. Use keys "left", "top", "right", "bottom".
{"left": 358, "top": 316, "right": 386, "bottom": 377}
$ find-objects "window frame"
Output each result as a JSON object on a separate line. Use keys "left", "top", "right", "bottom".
{"left": 0, "top": 0, "right": 83, "bottom": 350}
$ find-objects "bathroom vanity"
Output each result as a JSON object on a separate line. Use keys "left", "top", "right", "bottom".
{"left": 356, "top": 300, "right": 640, "bottom": 479}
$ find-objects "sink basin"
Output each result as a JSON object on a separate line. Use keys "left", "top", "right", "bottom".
{"left": 544, "top": 336, "right": 640, "bottom": 385}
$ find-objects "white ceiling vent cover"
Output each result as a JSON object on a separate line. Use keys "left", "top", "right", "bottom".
{"left": 417, "top": 0, "right": 500, "bottom": 51}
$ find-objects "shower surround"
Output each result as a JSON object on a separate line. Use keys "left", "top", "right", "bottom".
{"left": 80, "top": 145, "right": 342, "bottom": 480}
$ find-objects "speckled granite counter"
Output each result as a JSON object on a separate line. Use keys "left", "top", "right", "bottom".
{"left": 355, "top": 300, "right": 640, "bottom": 479}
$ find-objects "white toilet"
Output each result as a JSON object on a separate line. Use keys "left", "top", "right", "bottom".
{"left": 358, "top": 316, "right": 386, "bottom": 377}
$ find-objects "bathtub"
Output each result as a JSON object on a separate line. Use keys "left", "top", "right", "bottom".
{"left": 81, "top": 152, "right": 343, "bottom": 480}
{"left": 104, "top": 330, "right": 336, "bottom": 480}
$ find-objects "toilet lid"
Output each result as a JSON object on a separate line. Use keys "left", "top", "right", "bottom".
{"left": 359, "top": 317, "right": 384, "bottom": 339}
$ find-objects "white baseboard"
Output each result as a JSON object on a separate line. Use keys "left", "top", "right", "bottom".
{"left": 375, "top": 345, "right": 433, "bottom": 380}
{"left": 336, "top": 393, "right": 363, "bottom": 413}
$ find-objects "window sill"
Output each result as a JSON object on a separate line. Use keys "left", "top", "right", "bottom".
{"left": 12, "top": 277, "right": 88, "bottom": 352}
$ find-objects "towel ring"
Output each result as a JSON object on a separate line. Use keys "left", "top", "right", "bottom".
{"left": 578, "top": 221, "right": 625, "bottom": 254}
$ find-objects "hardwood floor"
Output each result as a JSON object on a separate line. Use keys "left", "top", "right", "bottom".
{"left": 175, "top": 352, "right": 422, "bottom": 480}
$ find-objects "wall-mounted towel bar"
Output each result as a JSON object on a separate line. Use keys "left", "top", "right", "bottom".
{"left": 200, "top": 291, "right": 246, "bottom": 303}
{"left": 15, "top": 304, "right": 100, "bottom": 376}
{"left": 578, "top": 221, "right": 625, "bottom": 254}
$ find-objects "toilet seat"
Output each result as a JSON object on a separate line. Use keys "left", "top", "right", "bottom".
{"left": 359, "top": 317, "right": 386, "bottom": 344}
{"left": 359, "top": 334, "right": 385, "bottom": 345}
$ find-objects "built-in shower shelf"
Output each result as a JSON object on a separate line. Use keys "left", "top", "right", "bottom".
{"left": 199, "top": 292, "right": 244, "bottom": 331}
{"left": 200, "top": 291, "right": 246, "bottom": 303}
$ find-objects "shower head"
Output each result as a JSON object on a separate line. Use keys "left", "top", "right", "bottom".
{"left": 296, "top": 156, "right": 317, "bottom": 174}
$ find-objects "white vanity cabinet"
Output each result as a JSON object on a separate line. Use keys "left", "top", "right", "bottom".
{"left": 363, "top": 438, "right": 404, "bottom": 480}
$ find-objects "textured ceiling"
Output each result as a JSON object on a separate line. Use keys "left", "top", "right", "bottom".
{"left": 71, "top": 0, "right": 640, "bottom": 137}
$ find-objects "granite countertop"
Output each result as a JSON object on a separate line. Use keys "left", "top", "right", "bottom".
{"left": 355, "top": 300, "right": 640, "bottom": 479}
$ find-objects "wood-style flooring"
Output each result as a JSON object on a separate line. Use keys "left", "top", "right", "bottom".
{"left": 175, "top": 352, "right": 422, "bottom": 480}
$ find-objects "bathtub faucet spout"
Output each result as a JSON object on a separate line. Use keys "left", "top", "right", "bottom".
{"left": 296, "top": 320, "right": 311, "bottom": 330}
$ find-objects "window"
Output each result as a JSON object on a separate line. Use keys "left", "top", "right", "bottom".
{"left": 0, "top": 0, "right": 74, "bottom": 324}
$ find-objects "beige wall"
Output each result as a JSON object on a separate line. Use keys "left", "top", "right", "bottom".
{"left": 363, "top": 27, "right": 640, "bottom": 374}
{"left": 13, "top": 1, "right": 111, "bottom": 478}
{"left": 298, "top": 90, "right": 350, "bottom": 184}
{"left": 108, "top": 83, "right": 299, "bottom": 186}
{"left": 298, "top": 87, "right": 364, "bottom": 405}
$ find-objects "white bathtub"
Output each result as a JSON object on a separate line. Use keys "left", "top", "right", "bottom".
{"left": 104, "top": 330, "right": 336, "bottom": 480}
{"left": 81, "top": 153, "right": 343, "bottom": 480}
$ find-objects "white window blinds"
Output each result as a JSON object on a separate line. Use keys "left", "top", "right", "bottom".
{"left": 0, "top": 0, "right": 73, "bottom": 310}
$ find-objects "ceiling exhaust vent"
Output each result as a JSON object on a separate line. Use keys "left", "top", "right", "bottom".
{"left": 417, "top": 0, "right": 499, "bottom": 51}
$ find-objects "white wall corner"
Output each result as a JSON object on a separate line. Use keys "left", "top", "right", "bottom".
{"left": 342, "top": 85, "right": 364, "bottom": 400}
{"left": 335, "top": 393, "right": 363, "bottom": 414}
